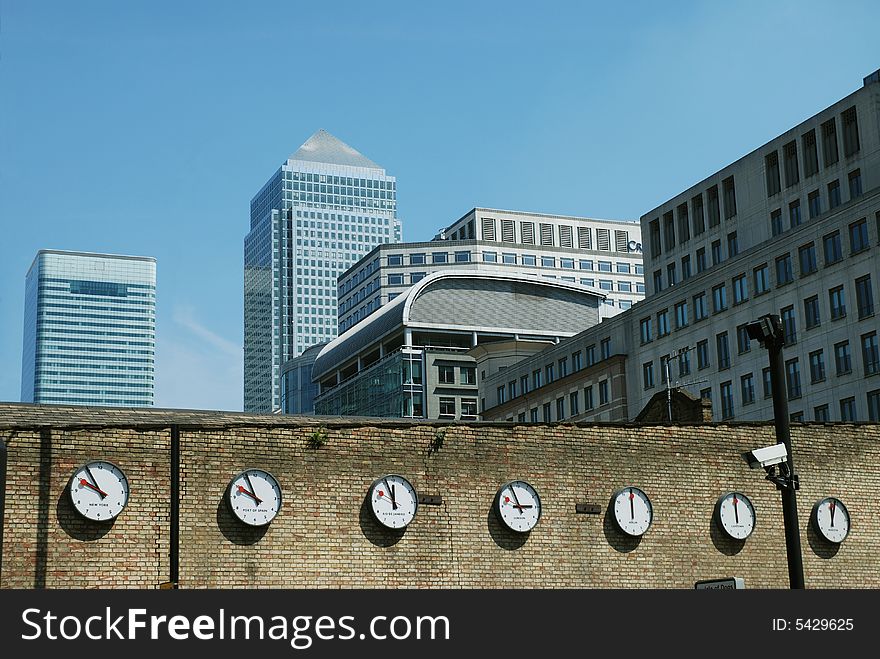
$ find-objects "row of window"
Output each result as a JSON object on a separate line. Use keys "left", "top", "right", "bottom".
{"left": 770, "top": 169, "right": 863, "bottom": 237}
{"left": 475, "top": 217, "right": 634, "bottom": 253}
{"left": 437, "top": 365, "right": 477, "bottom": 386}
{"left": 765, "top": 106, "right": 860, "bottom": 197}
{"left": 648, "top": 176, "right": 737, "bottom": 259}
{"left": 651, "top": 230, "right": 740, "bottom": 293}
{"left": 438, "top": 396, "right": 478, "bottom": 418}
{"left": 512, "top": 380, "right": 612, "bottom": 423}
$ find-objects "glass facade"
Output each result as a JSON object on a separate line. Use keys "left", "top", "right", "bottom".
{"left": 315, "top": 351, "right": 416, "bottom": 418}
{"left": 244, "top": 130, "right": 401, "bottom": 412}
{"left": 21, "top": 251, "right": 156, "bottom": 407}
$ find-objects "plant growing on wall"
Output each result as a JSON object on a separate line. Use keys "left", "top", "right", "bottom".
{"left": 307, "top": 426, "right": 327, "bottom": 449}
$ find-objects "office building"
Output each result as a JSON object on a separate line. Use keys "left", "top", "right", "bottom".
{"left": 338, "top": 208, "right": 643, "bottom": 333}
{"left": 481, "top": 68, "right": 880, "bottom": 423}
{"left": 313, "top": 270, "right": 604, "bottom": 419}
{"left": 244, "top": 129, "right": 402, "bottom": 412}
{"left": 20, "top": 250, "right": 156, "bottom": 407}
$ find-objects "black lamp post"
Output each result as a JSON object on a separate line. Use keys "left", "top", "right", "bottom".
{"left": 745, "top": 313, "right": 805, "bottom": 589}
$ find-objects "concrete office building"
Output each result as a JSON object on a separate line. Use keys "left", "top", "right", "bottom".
{"left": 280, "top": 342, "right": 325, "bottom": 415}
{"left": 312, "top": 270, "right": 604, "bottom": 419}
{"left": 337, "top": 208, "right": 643, "bottom": 333}
{"left": 244, "top": 129, "right": 402, "bottom": 412}
{"left": 20, "top": 250, "right": 156, "bottom": 407}
{"left": 481, "top": 68, "right": 880, "bottom": 424}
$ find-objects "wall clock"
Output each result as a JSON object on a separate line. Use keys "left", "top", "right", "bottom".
{"left": 495, "top": 480, "right": 541, "bottom": 533}
{"left": 611, "top": 486, "right": 653, "bottom": 537}
{"left": 227, "top": 468, "right": 282, "bottom": 527}
{"left": 368, "top": 474, "right": 418, "bottom": 529}
{"left": 811, "top": 497, "right": 850, "bottom": 543}
{"left": 715, "top": 492, "right": 756, "bottom": 540}
{"left": 68, "top": 460, "right": 130, "bottom": 521}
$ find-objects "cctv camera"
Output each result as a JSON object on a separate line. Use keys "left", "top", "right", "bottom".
{"left": 742, "top": 443, "right": 788, "bottom": 469}
{"left": 745, "top": 314, "right": 784, "bottom": 346}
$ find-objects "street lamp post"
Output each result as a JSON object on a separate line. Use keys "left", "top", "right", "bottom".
{"left": 746, "top": 313, "right": 805, "bottom": 589}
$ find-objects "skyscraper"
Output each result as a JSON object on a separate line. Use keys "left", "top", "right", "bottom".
{"left": 244, "top": 129, "right": 401, "bottom": 412}
{"left": 21, "top": 250, "right": 156, "bottom": 407}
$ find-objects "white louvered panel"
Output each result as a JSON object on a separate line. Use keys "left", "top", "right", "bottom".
{"left": 559, "top": 225, "right": 573, "bottom": 248}
{"left": 577, "top": 227, "right": 592, "bottom": 249}
{"left": 481, "top": 217, "right": 496, "bottom": 241}
{"left": 501, "top": 219, "right": 515, "bottom": 242}
{"left": 521, "top": 222, "right": 535, "bottom": 244}
{"left": 615, "top": 230, "right": 629, "bottom": 252}
{"left": 540, "top": 223, "right": 554, "bottom": 246}
{"left": 597, "top": 228, "right": 611, "bottom": 251}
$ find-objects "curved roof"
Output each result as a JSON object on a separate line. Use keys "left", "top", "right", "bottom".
{"left": 313, "top": 270, "right": 603, "bottom": 380}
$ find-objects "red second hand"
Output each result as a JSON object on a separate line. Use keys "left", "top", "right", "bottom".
{"left": 79, "top": 478, "right": 108, "bottom": 497}
{"left": 238, "top": 484, "right": 263, "bottom": 505}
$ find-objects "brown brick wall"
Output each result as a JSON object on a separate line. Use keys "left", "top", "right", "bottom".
{"left": 1, "top": 405, "right": 878, "bottom": 589}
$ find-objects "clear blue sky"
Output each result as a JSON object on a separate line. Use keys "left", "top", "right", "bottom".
{"left": 1, "top": 0, "right": 878, "bottom": 411}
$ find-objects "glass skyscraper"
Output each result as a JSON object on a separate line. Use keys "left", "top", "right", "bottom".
{"left": 244, "top": 129, "right": 401, "bottom": 412}
{"left": 21, "top": 250, "right": 156, "bottom": 407}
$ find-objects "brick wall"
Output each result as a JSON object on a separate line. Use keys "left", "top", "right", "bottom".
{"left": 1, "top": 404, "right": 878, "bottom": 588}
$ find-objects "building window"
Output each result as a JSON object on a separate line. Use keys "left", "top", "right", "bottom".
{"left": 556, "top": 397, "right": 565, "bottom": 421}
{"left": 532, "top": 369, "right": 542, "bottom": 389}
{"left": 697, "top": 339, "right": 710, "bottom": 370}
{"left": 754, "top": 264, "right": 770, "bottom": 295}
{"left": 822, "top": 118, "right": 838, "bottom": 167}
{"left": 530, "top": 408, "right": 539, "bottom": 422}
{"left": 716, "top": 332, "right": 730, "bottom": 370}
{"left": 520, "top": 374, "right": 529, "bottom": 395}
{"left": 410, "top": 253, "right": 426, "bottom": 265}
{"left": 439, "top": 397, "right": 456, "bottom": 417}
{"left": 496, "top": 386, "right": 506, "bottom": 406}
{"left": 675, "top": 300, "right": 688, "bottom": 329}
{"left": 570, "top": 391, "right": 580, "bottom": 417}
{"left": 770, "top": 209, "right": 784, "bottom": 236}
{"left": 454, "top": 251, "right": 470, "bottom": 262}
{"left": 677, "top": 204, "right": 690, "bottom": 243}
{"left": 387, "top": 254, "right": 403, "bottom": 266}
{"left": 599, "top": 380, "right": 609, "bottom": 405}
{"left": 849, "top": 169, "right": 862, "bottom": 199}
{"left": 868, "top": 389, "right": 880, "bottom": 422}
{"left": 804, "top": 295, "right": 821, "bottom": 329}
{"left": 432, "top": 252, "right": 448, "bottom": 263}
{"left": 522, "top": 254, "right": 536, "bottom": 266}
{"left": 712, "top": 284, "right": 727, "bottom": 313}
{"left": 720, "top": 381, "right": 734, "bottom": 419}
{"left": 862, "top": 332, "right": 880, "bottom": 376}
{"left": 579, "top": 259, "right": 594, "bottom": 271}
{"left": 692, "top": 194, "right": 705, "bottom": 234}
{"left": 827, "top": 180, "right": 841, "bottom": 210}
{"left": 840, "top": 397, "right": 856, "bottom": 422}
{"left": 733, "top": 274, "right": 748, "bottom": 304}
{"left": 678, "top": 348, "right": 691, "bottom": 377}
{"left": 786, "top": 358, "right": 802, "bottom": 399}
{"left": 790, "top": 412, "right": 804, "bottom": 423}
{"left": 586, "top": 345, "right": 596, "bottom": 366}
{"left": 835, "top": 340, "right": 852, "bottom": 376}
{"left": 584, "top": 385, "right": 594, "bottom": 411}
{"left": 438, "top": 365, "right": 455, "bottom": 384}
{"left": 461, "top": 366, "right": 476, "bottom": 385}
{"left": 694, "top": 292, "right": 707, "bottom": 321}
{"left": 802, "top": 129, "right": 819, "bottom": 178}
{"left": 482, "top": 251, "right": 498, "bottom": 263}
{"left": 543, "top": 402, "right": 552, "bottom": 422}
{"left": 808, "top": 190, "right": 821, "bottom": 219}
{"left": 814, "top": 405, "right": 829, "bottom": 422}
{"left": 798, "top": 243, "right": 819, "bottom": 277}
{"left": 823, "top": 231, "right": 842, "bottom": 265}
{"left": 508, "top": 380, "right": 518, "bottom": 400}
{"left": 410, "top": 272, "right": 426, "bottom": 284}
{"left": 461, "top": 399, "right": 478, "bottom": 418}
{"left": 781, "top": 306, "right": 797, "bottom": 345}
{"left": 572, "top": 351, "right": 582, "bottom": 371}
{"left": 681, "top": 255, "right": 692, "bottom": 280}
{"left": 842, "top": 106, "right": 860, "bottom": 157}
{"left": 696, "top": 247, "right": 707, "bottom": 273}
{"left": 809, "top": 349, "right": 826, "bottom": 383}
{"left": 765, "top": 151, "right": 781, "bottom": 196}
{"left": 707, "top": 185, "right": 720, "bottom": 227}
{"left": 741, "top": 373, "right": 755, "bottom": 406}
{"left": 711, "top": 240, "right": 723, "bottom": 266}
{"left": 763, "top": 367, "right": 773, "bottom": 399}
{"left": 657, "top": 310, "right": 670, "bottom": 337}
{"left": 388, "top": 273, "right": 404, "bottom": 285}
{"left": 663, "top": 211, "right": 675, "bottom": 251}
{"left": 545, "top": 363, "right": 555, "bottom": 384}
{"left": 727, "top": 232, "right": 739, "bottom": 258}
{"left": 643, "top": 361, "right": 654, "bottom": 390}
{"left": 776, "top": 253, "right": 793, "bottom": 285}
{"left": 856, "top": 275, "right": 874, "bottom": 319}
{"left": 601, "top": 338, "right": 611, "bottom": 360}
{"left": 829, "top": 285, "right": 846, "bottom": 320}
{"left": 667, "top": 263, "right": 677, "bottom": 287}
{"left": 789, "top": 200, "right": 802, "bottom": 229}
{"left": 649, "top": 219, "right": 661, "bottom": 258}
{"left": 850, "top": 218, "right": 870, "bottom": 254}
{"left": 659, "top": 355, "right": 670, "bottom": 385}
{"left": 700, "top": 388, "right": 712, "bottom": 402}
{"left": 783, "top": 140, "right": 799, "bottom": 187}
{"left": 639, "top": 317, "right": 652, "bottom": 344}
{"left": 736, "top": 324, "right": 751, "bottom": 354}
{"left": 722, "top": 176, "right": 737, "bottom": 219}
{"left": 653, "top": 270, "right": 663, "bottom": 293}
{"left": 558, "top": 357, "right": 568, "bottom": 378}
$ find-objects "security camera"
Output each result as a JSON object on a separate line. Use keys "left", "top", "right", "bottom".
{"left": 742, "top": 443, "right": 788, "bottom": 469}
{"left": 745, "top": 314, "right": 784, "bottom": 346}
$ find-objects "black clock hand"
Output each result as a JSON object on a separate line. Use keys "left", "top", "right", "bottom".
{"left": 384, "top": 478, "right": 397, "bottom": 510}
{"left": 245, "top": 472, "right": 259, "bottom": 501}
{"left": 733, "top": 496, "right": 739, "bottom": 524}
{"left": 829, "top": 501, "right": 836, "bottom": 527}
{"left": 629, "top": 489, "right": 634, "bottom": 519}
{"left": 85, "top": 465, "right": 106, "bottom": 499}
{"left": 509, "top": 486, "right": 525, "bottom": 515}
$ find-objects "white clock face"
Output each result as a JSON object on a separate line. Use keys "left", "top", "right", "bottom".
{"left": 612, "top": 486, "right": 653, "bottom": 537}
{"left": 813, "top": 497, "right": 850, "bottom": 543}
{"left": 369, "top": 475, "right": 418, "bottom": 529}
{"left": 496, "top": 480, "right": 541, "bottom": 533}
{"left": 716, "top": 492, "right": 756, "bottom": 540}
{"left": 69, "top": 461, "right": 129, "bottom": 521}
{"left": 227, "top": 469, "right": 282, "bottom": 527}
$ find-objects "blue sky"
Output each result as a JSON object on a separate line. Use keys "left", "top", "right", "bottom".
{"left": 1, "top": 0, "right": 878, "bottom": 411}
